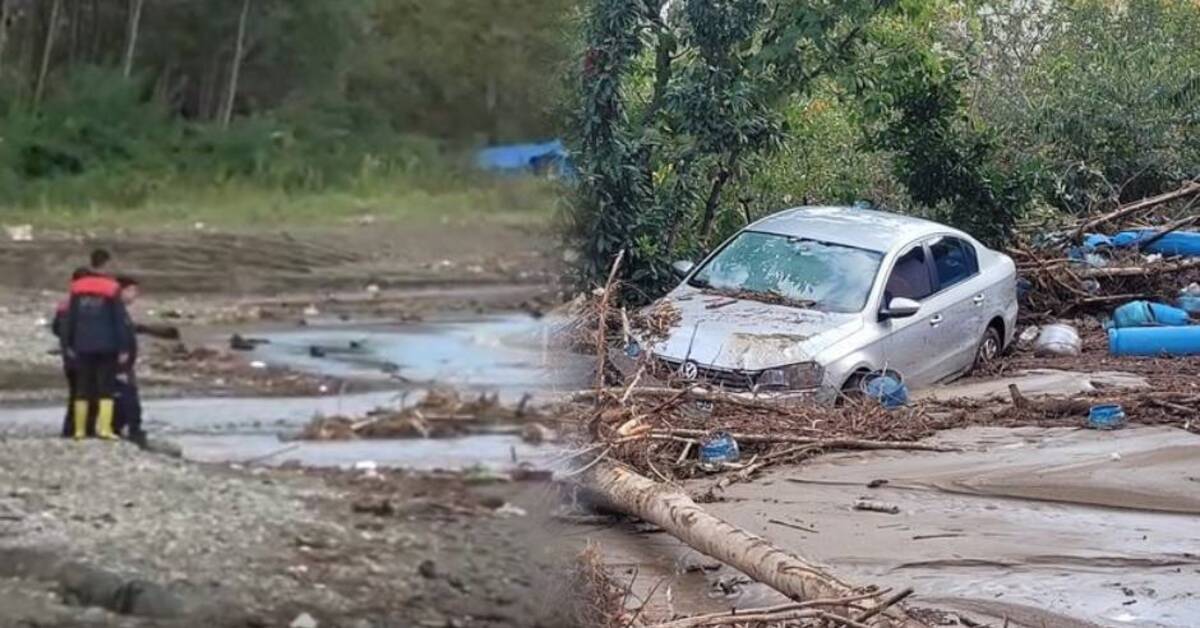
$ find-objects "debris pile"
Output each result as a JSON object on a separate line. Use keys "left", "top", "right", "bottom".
{"left": 1012, "top": 180, "right": 1200, "bottom": 317}
{"left": 297, "top": 388, "right": 555, "bottom": 441}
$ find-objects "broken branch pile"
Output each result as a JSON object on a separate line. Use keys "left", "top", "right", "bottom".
{"left": 1012, "top": 180, "right": 1200, "bottom": 317}
{"left": 297, "top": 389, "right": 554, "bottom": 441}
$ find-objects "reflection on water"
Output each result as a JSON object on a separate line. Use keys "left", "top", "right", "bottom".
{"left": 253, "top": 313, "right": 589, "bottom": 400}
{"left": 0, "top": 314, "right": 583, "bottom": 469}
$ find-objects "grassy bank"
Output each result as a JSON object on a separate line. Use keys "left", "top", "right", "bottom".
{"left": 0, "top": 175, "right": 562, "bottom": 230}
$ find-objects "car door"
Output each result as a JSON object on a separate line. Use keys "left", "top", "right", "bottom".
{"left": 926, "top": 235, "right": 985, "bottom": 379}
{"left": 879, "top": 242, "right": 947, "bottom": 387}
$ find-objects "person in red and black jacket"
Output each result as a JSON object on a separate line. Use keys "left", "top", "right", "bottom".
{"left": 64, "top": 270, "right": 132, "bottom": 440}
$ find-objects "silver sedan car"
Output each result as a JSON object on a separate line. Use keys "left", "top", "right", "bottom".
{"left": 635, "top": 205, "right": 1018, "bottom": 401}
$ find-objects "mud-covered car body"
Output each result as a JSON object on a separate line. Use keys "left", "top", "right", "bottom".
{"left": 632, "top": 206, "right": 1018, "bottom": 401}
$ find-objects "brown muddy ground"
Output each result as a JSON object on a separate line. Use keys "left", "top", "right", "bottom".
{"left": 0, "top": 221, "right": 561, "bottom": 400}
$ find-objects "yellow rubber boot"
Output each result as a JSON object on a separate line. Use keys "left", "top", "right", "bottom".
{"left": 72, "top": 400, "right": 89, "bottom": 440}
{"left": 95, "top": 399, "right": 117, "bottom": 440}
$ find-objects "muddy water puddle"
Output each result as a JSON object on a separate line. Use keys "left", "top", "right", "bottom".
{"left": 0, "top": 314, "right": 584, "bottom": 470}
{"left": 249, "top": 313, "right": 589, "bottom": 401}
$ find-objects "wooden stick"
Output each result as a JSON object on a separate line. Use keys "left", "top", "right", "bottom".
{"left": 768, "top": 518, "right": 819, "bottom": 534}
{"left": 594, "top": 249, "right": 626, "bottom": 398}
{"left": 854, "top": 587, "right": 914, "bottom": 624}
{"left": 1073, "top": 180, "right": 1200, "bottom": 238}
{"left": 1079, "top": 257, "right": 1200, "bottom": 278}
{"left": 655, "top": 429, "right": 956, "bottom": 452}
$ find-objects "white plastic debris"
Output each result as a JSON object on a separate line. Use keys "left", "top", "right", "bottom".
{"left": 290, "top": 612, "right": 318, "bottom": 628}
{"left": 303, "top": 305, "right": 320, "bottom": 317}
{"left": 353, "top": 460, "right": 378, "bottom": 472}
{"left": 249, "top": 361, "right": 267, "bottom": 369}
{"left": 1017, "top": 325, "right": 1040, "bottom": 348}
{"left": 365, "top": 284, "right": 380, "bottom": 295}
{"left": 495, "top": 503, "right": 527, "bottom": 518}
{"left": 4, "top": 224, "right": 32, "bottom": 241}
{"left": 1034, "top": 323, "right": 1081, "bottom": 357}
{"left": 1110, "top": 452, "right": 1122, "bottom": 462}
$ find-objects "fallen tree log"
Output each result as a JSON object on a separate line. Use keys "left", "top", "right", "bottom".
{"left": 655, "top": 429, "right": 957, "bottom": 452}
{"left": 579, "top": 460, "right": 924, "bottom": 626}
{"left": 1073, "top": 180, "right": 1200, "bottom": 238}
{"left": 1078, "top": 257, "right": 1200, "bottom": 278}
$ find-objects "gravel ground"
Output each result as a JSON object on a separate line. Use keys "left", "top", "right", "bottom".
{"left": 0, "top": 438, "right": 586, "bottom": 628}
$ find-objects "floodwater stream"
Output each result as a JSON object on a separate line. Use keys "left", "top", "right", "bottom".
{"left": 0, "top": 313, "right": 588, "bottom": 470}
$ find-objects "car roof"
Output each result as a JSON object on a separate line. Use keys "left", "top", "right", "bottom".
{"left": 747, "top": 206, "right": 961, "bottom": 253}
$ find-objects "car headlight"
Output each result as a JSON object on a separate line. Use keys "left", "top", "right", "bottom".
{"left": 757, "top": 362, "right": 824, "bottom": 391}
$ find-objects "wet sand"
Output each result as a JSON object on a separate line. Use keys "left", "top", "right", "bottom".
{"left": 585, "top": 425, "right": 1200, "bottom": 627}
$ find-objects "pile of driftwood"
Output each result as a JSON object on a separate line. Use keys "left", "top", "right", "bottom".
{"left": 297, "top": 388, "right": 554, "bottom": 441}
{"left": 1012, "top": 180, "right": 1200, "bottom": 317}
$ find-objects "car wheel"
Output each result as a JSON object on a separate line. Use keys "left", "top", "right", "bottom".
{"left": 973, "top": 326, "right": 1002, "bottom": 372}
{"left": 838, "top": 372, "right": 867, "bottom": 405}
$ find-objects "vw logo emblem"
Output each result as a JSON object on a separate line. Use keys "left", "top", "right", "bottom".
{"left": 680, "top": 361, "right": 699, "bottom": 380}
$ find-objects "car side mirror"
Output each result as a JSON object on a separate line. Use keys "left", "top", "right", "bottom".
{"left": 671, "top": 260, "right": 695, "bottom": 277}
{"left": 880, "top": 297, "right": 920, "bottom": 320}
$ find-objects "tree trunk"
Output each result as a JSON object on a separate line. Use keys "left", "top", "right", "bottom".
{"left": 219, "top": 0, "right": 250, "bottom": 128}
{"left": 33, "top": 0, "right": 61, "bottom": 109}
{"left": 121, "top": 0, "right": 144, "bottom": 78}
{"left": 581, "top": 462, "right": 924, "bottom": 625}
{"left": 88, "top": 0, "right": 101, "bottom": 62}
{"left": 0, "top": 0, "right": 13, "bottom": 74}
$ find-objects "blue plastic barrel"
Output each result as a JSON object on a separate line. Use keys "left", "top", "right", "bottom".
{"left": 862, "top": 370, "right": 908, "bottom": 409}
{"left": 1112, "top": 301, "right": 1154, "bottom": 328}
{"left": 1087, "top": 404, "right": 1126, "bottom": 430}
{"left": 1108, "top": 326, "right": 1200, "bottom": 357}
{"left": 1112, "top": 301, "right": 1192, "bottom": 328}
{"left": 699, "top": 432, "right": 740, "bottom": 464}
{"left": 1179, "top": 295, "right": 1200, "bottom": 315}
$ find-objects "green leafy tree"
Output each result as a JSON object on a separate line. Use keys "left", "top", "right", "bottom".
{"left": 568, "top": 0, "right": 910, "bottom": 299}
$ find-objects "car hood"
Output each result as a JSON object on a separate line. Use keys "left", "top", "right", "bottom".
{"left": 645, "top": 288, "right": 863, "bottom": 371}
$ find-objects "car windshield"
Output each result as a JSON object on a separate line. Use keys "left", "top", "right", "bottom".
{"left": 688, "top": 231, "right": 884, "bottom": 313}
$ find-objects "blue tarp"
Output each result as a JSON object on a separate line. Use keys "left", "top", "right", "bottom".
{"left": 474, "top": 140, "right": 575, "bottom": 180}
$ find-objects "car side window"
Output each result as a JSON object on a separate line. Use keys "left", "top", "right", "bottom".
{"left": 930, "top": 236, "right": 979, "bottom": 290}
{"left": 884, "top": 246, "right": 934, "bottom": 302}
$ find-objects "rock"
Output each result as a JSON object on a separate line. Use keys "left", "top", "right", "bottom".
{"left": 290, "top": 612, "right": 319, "bottom": 628}
{"left": 114, "top": 579, "right": 185, "bottom": 618}
{"left": 143, "top": 438, "right": 183, "bottom": 459}
{"left": 519, "top": 423, "right": 554, "bottom": 445}
{"left": 417, "top": 559, "right": 438, "bottom": 580}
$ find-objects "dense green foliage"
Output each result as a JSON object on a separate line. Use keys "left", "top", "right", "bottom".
{"left": 569, "top": 0, "right": 1200, "bottom": 298}
{"left": 567, "top": 0, "right": 905, "bottom": 297}
{"left": 0, "top": 0, "right": 573, "bottom": 212}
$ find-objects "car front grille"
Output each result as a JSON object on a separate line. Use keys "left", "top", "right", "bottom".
{"left": 654, "top": 357, "right": 759, "bottom": 391}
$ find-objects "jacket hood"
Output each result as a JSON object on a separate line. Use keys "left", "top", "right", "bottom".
{"left": 644, "top": 287, "right": 862, "bottom": 371}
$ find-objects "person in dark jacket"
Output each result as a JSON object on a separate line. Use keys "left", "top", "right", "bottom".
{"left": 52, "top": 267, "right": 95, "bottom": 438}
{"left": 64, "top": 272, "right": 131, "bottom": 440}
{"left": 90, "top": 248, "right": 112, "bottom": 274}
{"left": 112, "top": 275, "right": 146, "bottom": 446}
